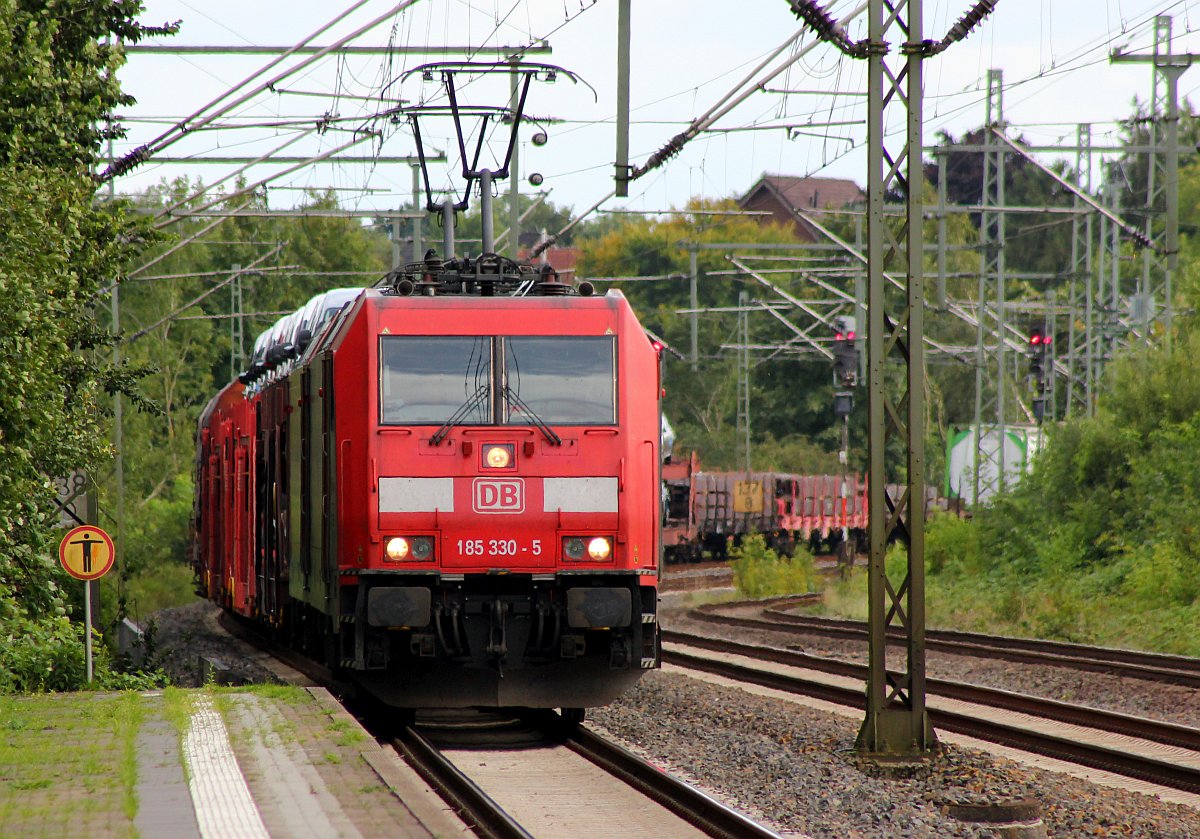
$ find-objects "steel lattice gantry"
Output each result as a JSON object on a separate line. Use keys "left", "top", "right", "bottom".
{"left": 857, "top": 0, "right": 935, "bottom": 755}
{"left": 972, "top": 68, "right": 1008, "bottom": 504}
{"left": 1110, "top": 14, "right": 1196, "bottom": 353}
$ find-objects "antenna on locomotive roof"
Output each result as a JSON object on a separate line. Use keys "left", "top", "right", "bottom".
{"left": 396, "top": 61, "right": 593, "bottom": 259}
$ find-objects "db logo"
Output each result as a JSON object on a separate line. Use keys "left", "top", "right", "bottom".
{"left": 472, "top": 478, "right": 525, "bottom": 514}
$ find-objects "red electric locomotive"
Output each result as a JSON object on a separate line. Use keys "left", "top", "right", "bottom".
{"left": 193, "top": 259, "right": 663, "bottom": 710}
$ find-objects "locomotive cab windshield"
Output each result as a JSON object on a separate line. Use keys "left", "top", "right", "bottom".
{"left": 379, "top": 334, "right": 616, "bottom": 427}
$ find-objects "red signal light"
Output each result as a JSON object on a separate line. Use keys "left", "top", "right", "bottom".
{"left": 651, "top": 340, "right": 664, "bottom": 353}
{"left": 835, "top": 332, "right": 845, "bottom": 341}
{"left": 845, "top": 331, "right": 856, "bottom": 340}
{"left": 1029, "top": 335, "right": 1042, "bottom": 345}
{"left": 1043, "top": 335, "right": 1052, "bottom": 345}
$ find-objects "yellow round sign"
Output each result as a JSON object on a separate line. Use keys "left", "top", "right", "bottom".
{"left": 58, "top": 526, "right": 115, "bottom": 581}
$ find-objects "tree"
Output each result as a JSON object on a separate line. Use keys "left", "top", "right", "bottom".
{"left": 0, "top": 0, "right": 175, "bottom": 691}
{"left": 575, "top": 198, "right": 848, "bottom": 469}
{"left": 104, "top": 183, "right": 392, "bottom": 609}
{"left": 924, "top": 128, "right": 1076, "bottom": 280}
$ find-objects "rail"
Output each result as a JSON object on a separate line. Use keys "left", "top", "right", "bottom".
{"left": 691, "top": 599, "right": 1200, "bottom": 687}
{"left": 564, "top": 720, "right": 781, "bottom": 839}
{"left": 664, "top": 632, "right": 1200, "bottom": 794}
{"left": 395, "top": 725, "right": 533, "bottom": 839}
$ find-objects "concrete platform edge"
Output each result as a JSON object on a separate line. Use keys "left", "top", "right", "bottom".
{"left": 305, "top": 687, "right": 472, "bottom": 837}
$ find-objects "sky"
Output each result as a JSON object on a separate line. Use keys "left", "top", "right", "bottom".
{"left": 112, "top": 0, "right": 1200, "bottom": 224}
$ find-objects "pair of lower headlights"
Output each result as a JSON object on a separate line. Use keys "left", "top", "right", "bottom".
{"left": 383, "top": 535, "right": 612, "bottom": 561}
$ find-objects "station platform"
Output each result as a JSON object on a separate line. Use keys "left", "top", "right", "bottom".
{"left": 154, "top": 686, "right": 472, "bottom": 838}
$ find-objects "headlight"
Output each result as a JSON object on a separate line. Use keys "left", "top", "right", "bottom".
{"left": 587, "top": 537, "right": 612, "bottom": 560}
{"left": 562, "top": 536, "right": 613, "bottom": 561}
{"left": 385, "top": 537, "right": 410, "bottom": 560}
{"left": 563, "top": 537, "right": 585, "bottom": 560}
{"left": 385, "top": 536, "right": 435, "bottom": 562}
{"left": 484, "top": 444, "right": 513, "bottom": 468}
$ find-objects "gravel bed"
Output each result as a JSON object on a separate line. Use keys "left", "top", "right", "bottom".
{"left": 591, "top": 669, "right": 1200, "bottom": 838}
{"left": 662, "top": 598, "right": 1200, "bottom": 730}
{"left": 145, "top": 601, "right": 282, "bottom": 687}
{"left": 146, "top": 598, "right": 1200, "bottom": 837}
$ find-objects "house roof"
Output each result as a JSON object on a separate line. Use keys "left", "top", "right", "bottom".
{"left": 739, "top": 174, "right": 864, "bottom": 212}
{"left": 517, "top": 244, "right": 578, "bottom": 275}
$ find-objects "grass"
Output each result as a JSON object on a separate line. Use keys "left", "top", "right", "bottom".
{"left": 0, "top": 692, "right": 144, "bottom": 835}
{"left": 800, "top": 543, "right": 1200, "bottom": 657}
{"left": 327, "top": 718, "right": 366, "bottom": 748}
{"left": 229, "top": 683, "right": 306, "bottom": 702}
{"left": 162, "top": 687, "right": 196, "bottom": 734}
{"left": 0, "top": 683, "right": 353, "bottom": 837}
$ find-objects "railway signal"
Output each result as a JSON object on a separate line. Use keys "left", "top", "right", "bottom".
{"left": 1028, "top": 324, "right": 1051, "bottom": 425}
{"left": 832, "top": 316, "right": 859, "bottom": 389}
{"left": 1028, "top": 325, "right": 1050, "bottom": 392}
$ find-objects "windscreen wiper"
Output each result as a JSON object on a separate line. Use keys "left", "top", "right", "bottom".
{"left": 431, "top": 384, "right": 489, "bottom": 445}
{"left": 504, "top": 385, "right": 562, "bottom": 446}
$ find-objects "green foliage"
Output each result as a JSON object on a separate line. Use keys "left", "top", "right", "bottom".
{"left": 0, "top": 2, "right": 175, "bottom": 169}
{"left": 0, "top": 1, "right": 172, "bottom": 693}
{"left": 0, "top": 599, "right": 165, "bottom": 693}
{"left": 916, "top": 341, "right": 1200, "bottom": 652}
{"left": 923, "top": 513, "right": 982, "bottom": 576}
{"left": 123, "top": 475, "right": 193, "bottom": 577}
{"left": 1120, "top": 542, "right": 1200, "bottom": 607}
{"left": 576, "top": 199, "right": 858, "bottom": 470}
{"left": 102, "top": 183, "right": 392, "bottom": 629}
{"left": 729, "top": 534, "right": 815, "bottom": 598}
{"left": 117, "top": 562, "right": 198, "bottom": 623}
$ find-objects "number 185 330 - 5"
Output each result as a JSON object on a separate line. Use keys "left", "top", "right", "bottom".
{"left": 456, "top": 538, "right": 542, "bottom": 557}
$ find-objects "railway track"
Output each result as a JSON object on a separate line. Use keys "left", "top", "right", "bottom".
{"left": 664, "top": 630, "right": 1200, "bottom": 795}
{"left": 394, "top": 709, "right": 781, "bottom": 839}
{"left": 691, "top": 598, "right": 1200, "bottom": 687}
{"left": 220, "top": 609, "right": 781, "bottom": 838}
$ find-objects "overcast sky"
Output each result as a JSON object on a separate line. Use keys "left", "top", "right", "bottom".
{"left": 113, "top": 0, "right": 1200, "bottom": 220}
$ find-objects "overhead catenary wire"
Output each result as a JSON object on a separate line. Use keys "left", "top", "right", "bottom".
{"left": 153, "top": 133, "right": 379, "bottom": 230}
{"left": 631, "top": 2, "right": 869, "bottom": 181}
{"left": 154, "top": 128, "right": 318, "bottom": 220}
{"left": 988, "top": 127, "right": 1153, "bottom": 248}
{"left": 101, "top": 0, "right": 424, "bottom": 181}
{"left": 112, "top": 200, "right": 253, "bottom": 293}
{"left": 124, "top": 245, "right": 285, "bottom": 344}
{"left": 128, "top": 265, "right": 299, "bottom": 283}
{"left": 534, "top": 2, "right": 870, "bottom": 258}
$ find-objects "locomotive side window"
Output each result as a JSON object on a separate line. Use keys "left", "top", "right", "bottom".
{"left": 380, "top": 336, "right": 493, "bottom": 424}
{"left": 504, "top": 336, "right": 616, "bottom": 424}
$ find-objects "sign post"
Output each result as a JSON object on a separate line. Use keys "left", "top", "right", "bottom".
{"left": 58, "top": 525, "right": 116, "bottom": 684}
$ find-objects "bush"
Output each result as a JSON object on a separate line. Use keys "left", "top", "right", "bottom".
{"left": 924, "top": 512, "right": 981, "bottom": 576}
{"left": 1122, "top": 542, "right": 1200, "bottom": 607}
{"left": 0, "top": 605, "right": 165, "bottom": 693}
{"left": 729, "top": 534, "right": 815, "bottom": 598}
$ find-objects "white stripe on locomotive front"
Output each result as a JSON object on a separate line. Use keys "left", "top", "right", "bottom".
{"left": 542, "top": 477, "right": 618, "bottom": 513}
{"left": 376, "top": 476, "right": 618, "bottom": 513}
{"left": 379, "top": 477, "right": 455, "bottom": 512}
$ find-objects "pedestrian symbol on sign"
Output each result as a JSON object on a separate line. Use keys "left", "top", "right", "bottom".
{"left": 72, "top": 531, "right": 103, "bottom": 573}
{"left": 59, "top": 525, "right": 115, "bottom": 581}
